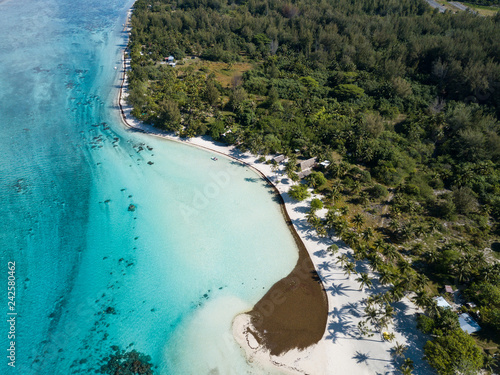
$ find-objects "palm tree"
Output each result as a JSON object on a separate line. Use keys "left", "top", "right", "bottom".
{"left": 390, "top": 285, "right": 405, "bottom": 302}
{"left": 325, "top": 209, "right": 338, "bottom": 230}
{"left": 400, "top": 224, "right": 415, "bottom": 241}
{"left": 359, "top": 191, "right": 370, "bottom": 206}
{"left": 339, "top": 206, "right": 349, "bottom": 217}
{"left": 343, "top": 261, "right": 357, "bottom": 278}
{"left": 413, "top": 290, "right": 433, "bottom": 310}
{"left": 343, "top": 231, "right": 359, "bottom": 248}
{"left": 351, "top": 180, "right": 361, "bottom": 194}
{"left": 384, "top": 304, "right": 395, "bottom": 322}
{"left": 414, "top": 273, "right": 429, "bottom": 291}
{"left": 373, "top": 238, "right": 385, "bottom": 252}
{"left": 399, "top": 261, "right": 413, "bottom": 275}
{"left": 414, "top": 225, "right": 425, "bottom": 238}
{"left": 353, "top": 244, "right": 369, "bottom": 261}
{"left": 383, "top": 245, "right": 400, "bottom": 263}
{"left": 391, "top": 342, "right": 407, "bottom": 358}
{"left": 427, "top": 219, "right": 440, "bottom": 233}
{"left": 356, "top": 273, "right": 373, "bottom": 290}
{"left": 425, "top": 249, "right": 439, "bottom": 264}
{"left": 454, "top": 259, "right": 470, "bottom": 283}
{"left": 364, "top": 306, "right": 379, "bottom": 327}
{"left": 316, "top": 225, "right": 328, "bottom": 237}
{"left": 482, "top": 354, "right": 498, "bottom": 373}
{"left": 389, "top": 219, "right": 401, "bottom": 234}
{"left": 336, "top": 254, "right": 349, "bottom": 267}
{"left": 361, "top": 227, "right": 374, "bottom": 242}
{"left": 306, "top": 210, "right": 318, "bottom": 224}
{"left": 352, "top": 213, "right": 365, "bottom": 230}
{"left": 379, "top": 268, "right": 395, "bottom": 286}
{"left": 400, "top": 364, "right": 414, "bottom": 375}
{"left": 370, "top": 255, "right": 384, "bottom": 272}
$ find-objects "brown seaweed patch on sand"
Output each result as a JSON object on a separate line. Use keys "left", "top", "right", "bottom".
{"left": 248, "top": 222, "right": 328, "bottom": 356}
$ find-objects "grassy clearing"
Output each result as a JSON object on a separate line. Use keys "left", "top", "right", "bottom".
{"left": 460, "top": 2, "right": 500, "bottom": 15}
{"left": 180, "top": 57, "right": 254, "bottom": 87}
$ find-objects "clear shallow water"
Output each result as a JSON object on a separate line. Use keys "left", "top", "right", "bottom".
{"left": 0, "top": 1, "right": 297, "bottom": 374}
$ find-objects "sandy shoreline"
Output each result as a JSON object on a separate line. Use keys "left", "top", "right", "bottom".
{"left": 116, "top": 9, "right": 433, "bottom": 374}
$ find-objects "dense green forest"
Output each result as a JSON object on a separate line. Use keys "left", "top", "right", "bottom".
{"left": 127, "top": 0, "right": 500, "bottom": 373}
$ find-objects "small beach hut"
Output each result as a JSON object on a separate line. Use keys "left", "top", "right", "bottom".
{"left": 297, "top": 169, "right": 312, "bottom": 179}
{"left": 298, "top": 157, "right": 317, "bottom": 171}
{"left": 273, "top": 154, "right": 285, "bottom": 163}
{"left": 444, "top": 285, "right": 453, "bottom": 294}
{"left": 459, "top": 313, "right": 481, "bottom": 334}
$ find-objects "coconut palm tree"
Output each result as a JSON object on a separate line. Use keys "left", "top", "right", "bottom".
{"left": 482, "top": 354, "right": 498, "bottom": 373}
{"left": 383, "top": 245, "right": 400, "bottom": 263}
{"left": 412, "top": 290, "right": 433, "bottom": 310}
{"left": 425, "top": 249, "right": 439, "bottom": 264}
{"left": 343, "top": 231, "right": 359, "bottom": 248}
{"left": 336, "top": 253, "right": 349, "bottom": 267}
{"left": 364, "top": 306, "right": 379, "bottom": 327}
{"left": 370, "top": 255, "right": 384, "bottom": 272}
{"left": 413, "top": 273, "right": 429, "bottom": 291}
{"left": 352, "top": 213, "right": 365, "bottom": 230}
{"left": 389, "top": 219, "right": 401, "bottom": 234}
{"left": 390, "top": 285, "right": 405, "bottom": 302}
{"left": 383, "top": 304, "right": 395, "bottom": 323}
{"left": 325, "top": 209, "right": 338, "bottom": 230}
{"left": 400, "top": 363, "right": 414, "bottom": 375}
{"left": 353, "top": 244, "right": 369, "bottom": 261}
{"left": 399, "top": 261, "right": 413, "bottom": 274}
{"left": 414, "top": 225, "right": 425, "bottom": 239}
{"left": 379, "top": 268, "right": 396, "bottom": 286}
{"left": 351, "top": 180, "right": 362, "bottom": 194}
{"left": 356, "top": 273, "right": 373, "bottom": 290}
{"left": 373, "top": 238, "right": 386, "bottom": 252}
{"left": 400, "top": 224, "right": 415, "bottom": 241}
{"left": 361, "top": 227, "right": 373, "bottom": 242}
{"left": 359, "top": 191, "right": 370, "bottom": 206}
{"left": 343, "top": 261, "right": 357, "bottom": 278}
{"left": 391, "top": 342, "right": 407, "bottom": 358}
{"left": 306, "top": 209, "right": 318, "bottom": 224}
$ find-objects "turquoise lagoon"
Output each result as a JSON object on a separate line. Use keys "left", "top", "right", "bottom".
{"left": 0, "top": 0, "right": 298, "bottom": 373}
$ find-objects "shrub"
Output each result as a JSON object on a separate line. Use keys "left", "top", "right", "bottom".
{"left": 311, "top": 198, "right": 324, "bottom": 211}
{"left": 424, "top": 329, "right": 483, "bottom": 375}
{"left": 370, "top": 184, "right": 389, "bottom": 199}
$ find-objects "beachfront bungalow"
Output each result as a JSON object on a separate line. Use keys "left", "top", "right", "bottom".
{"left": 298, "top": 157, "right": 317, "bottom": 171}
{"left": 297, "top": 169, "right": 312, "bottom": 179}
{"left": 459, "top": 313, "right": 481, "bottom": 334}
{"left": 274, "top": 154, "right": 285, "bottom": 163}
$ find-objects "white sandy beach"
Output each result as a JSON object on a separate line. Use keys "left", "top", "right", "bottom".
{"left": 117, "top": 12, "right": 433, "bottom": 374}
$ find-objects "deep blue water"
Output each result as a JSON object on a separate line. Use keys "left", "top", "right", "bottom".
{"left": 0, "top": 1, "right": 297, "bottom": 374}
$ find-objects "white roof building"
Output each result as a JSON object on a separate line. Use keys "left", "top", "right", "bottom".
{"left": 459, "top": 313, "right": 481, "bottom": 334}
{"left": 434, "top": 296, "right": 452, "bottom": 309}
